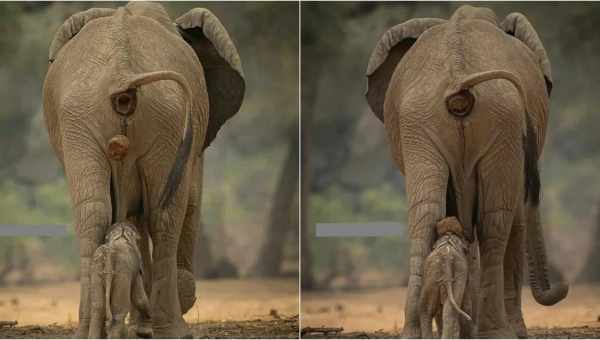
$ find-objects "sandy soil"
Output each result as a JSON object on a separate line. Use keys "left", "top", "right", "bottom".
{"left": 0, "top": 278, "right": 299, "bottom": 338}
{"left": 0, "top": 317, "right": 300, "bottom": 339}
{"left": 301, "top": 284, "right": 600, "bottom": 338}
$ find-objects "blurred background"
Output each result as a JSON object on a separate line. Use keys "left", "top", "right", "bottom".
{"left": 0, "top": 1, "right": 298, "bottom": 324}
{"left": 301, "top": 2, "right": 600, "bottom": 330}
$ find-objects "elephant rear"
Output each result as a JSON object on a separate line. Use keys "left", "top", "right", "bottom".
{"left": 43, "top": 3, "right": 245, "bottom": 337}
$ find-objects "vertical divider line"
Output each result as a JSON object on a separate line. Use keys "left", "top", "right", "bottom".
{"left": 298, "top": 0, "right": 303, "bottom": 336}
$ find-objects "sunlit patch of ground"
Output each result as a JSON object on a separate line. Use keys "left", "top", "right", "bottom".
{"left": 301, "top": 284, "right": 600, "bottom": 335}
{"left": 0, "top": 278, "right": 299, "bottom": 338}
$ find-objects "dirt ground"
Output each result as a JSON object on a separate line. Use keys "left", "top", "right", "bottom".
{"left": 0, "top": 278, "right": 299, "bottom": 338}
{"left": 301, "top": 284, "right": 600, "bottom": 338}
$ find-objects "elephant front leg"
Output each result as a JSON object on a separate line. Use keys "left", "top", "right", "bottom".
{"left": 504, "top": 208, "right": 527, "bottom": 338}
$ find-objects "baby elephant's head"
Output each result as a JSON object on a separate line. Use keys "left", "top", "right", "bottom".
{"left": 435, "top": 216, "right": 465, "bottom": 238}
{"left": 105, "top": 221, "right": 140, "bottom": 244}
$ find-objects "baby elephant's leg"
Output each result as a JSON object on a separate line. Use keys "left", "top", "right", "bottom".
{"left": 419, "top": 269, "right": 437, "bottom": 339}
{"left": 443, "top": 264, "right": 468, "bottom": 339}
{"left": 108, "top": 271, "right": 132, "bottom": 339}
{"left": 434, "top": 311, "right": 443, "bottom": 338}
{"left": 132, "top": 273, "right": 153, "bottom": 338}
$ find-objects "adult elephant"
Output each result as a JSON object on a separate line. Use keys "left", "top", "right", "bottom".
{"left": 365, "top": 5, "right": 567, "bottom": 338}
{"left": 43, "top": 2, "right": 244, "bottom": 338}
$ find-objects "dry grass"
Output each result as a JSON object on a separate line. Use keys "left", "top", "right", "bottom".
{"left": 0, "top": 278, "right": 299, "bottom": 326}
{"left": 301, "top": 284, "right": 600, "bottom": 333}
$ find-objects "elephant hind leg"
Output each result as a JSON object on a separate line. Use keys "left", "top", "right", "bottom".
{"left": 434, "top": 311, "right": 443, "bottom": 338}
{"left": 176, "top": 197, "right": 199, "bottom": 316}
{"left": 144, "top": 171, "right": 192, "bottom": 338}
{"left": 443, "top": 265, "right": 470, "bottom": 340}
{"left": 504, "top": 207, "right": 528, "bottom": 338}
{"left": 419, "top": 271, "right": 438, "bottom": 339}
{"left": 476, "top": 147, "right": 520, "bottom": 338}
{"left": 441, "top": 298, "right": 460, "bottom": 339}
{"left": 132, "top": 274, "right": 153, "bottom": 338}
{"left": 177, "top": 159, "right": 201, "bottom": 315}
{"left": 108, "top": 272, "right": 132, "bottom": 339}
{"left": 88, "top": 247, "right": 107, "bottom": 339}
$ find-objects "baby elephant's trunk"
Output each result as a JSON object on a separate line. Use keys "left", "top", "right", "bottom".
{"left": 109, "top": 71, "right": 194, "bottom": 209}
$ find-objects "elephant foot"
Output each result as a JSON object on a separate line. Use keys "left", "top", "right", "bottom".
{"left": 178, "top": 268, "right": 197, "bottom": 315}
{"left": 506, "top": 299, "right": 528, "bottom": 338}
{"left": 72, "top": 323, "right": 89, "bottom": 339}
{"left": 153, "top": 319, "right": 193, "bottom": 339}
{"left": 135, "top": 325, "right": 153, "bottom": 338}
{"left": 401, "top": 325, "right": 421, "bottom": 339}
{"left": 508, "top": 316, "right": 528, "bottom": 339}
{"left": 478, "top": 327, "right": 516, "bottom": 339}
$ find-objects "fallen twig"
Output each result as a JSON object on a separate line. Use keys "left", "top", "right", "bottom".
{"left": 301, "top": 326, "right": 343, "bottom": 336}
{"left": 0, "top": 320, "right": 17, "bottom": 328}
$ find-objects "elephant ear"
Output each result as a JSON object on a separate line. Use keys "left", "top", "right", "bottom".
{"left": 48, "top": 8, "right": 115, "bottom": 63}
{"left": 365, "top": 18, "right": 446, "bottom": 122}
{"left": 176, "top": 8, "right": 245, "bottom": 149}
{"left": 500, "top": 13, "right": 552, "bottom": 96}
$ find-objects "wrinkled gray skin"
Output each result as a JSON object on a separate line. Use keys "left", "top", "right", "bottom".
{"left": 43, "top": 2, "right": 244, "bottom": 338}
{"left": 89, "top": 222, "right": 151, "bottom": 339}
{"left": 365, "top": 5, "right": 568, "bottom": 338}
{"left": 420, "top": 218, "right": 473, "bottom": 339}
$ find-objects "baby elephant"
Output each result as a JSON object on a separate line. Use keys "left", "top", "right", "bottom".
{"left": 89, "top": 222, "right": 151, "bottom": 339}
{"left": 420, "top": 217, "right": 473, "bottom": 339}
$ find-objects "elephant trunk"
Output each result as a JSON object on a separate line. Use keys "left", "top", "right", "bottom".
{"left": 109, "top": 71, "right": 194, "bottom": 209}
{"left": 526, "top": 204, "right": 569, "bottom": 305}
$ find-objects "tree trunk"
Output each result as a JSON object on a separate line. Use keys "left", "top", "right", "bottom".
{"left": 253, "top": 127, "right": 299, "bottom": 276}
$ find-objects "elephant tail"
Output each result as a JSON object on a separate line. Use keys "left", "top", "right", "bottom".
{"left": 446, "top": 69, "right": 540, "bottom": 205}
{"left": 526, "top": 205, "right": 569, "bottom": 305}
{"left": 110, "top": 71, "right": 194, "bottom": 209}
{"left": 443, "top": 246, "right": 472, "bottom": 323}
{"left": 444, "top": 70, "right": 528, "bottom": 119}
